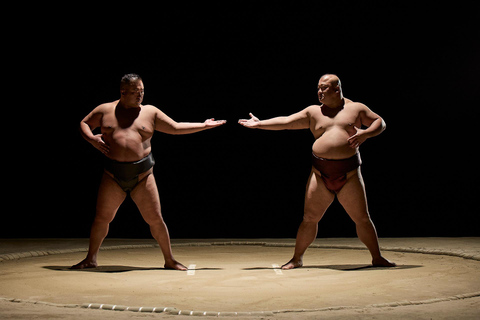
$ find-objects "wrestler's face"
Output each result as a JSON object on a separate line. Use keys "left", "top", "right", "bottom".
{"left": 121, "top": 80, "right": 144, "bottom": 107}
{"left": 317, "top": 81, "right": 333, "bottom": 103}
{"left": 317, "top": 78, "right": 340, "bottom": 104}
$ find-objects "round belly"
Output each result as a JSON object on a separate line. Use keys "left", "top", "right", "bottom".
{"left": 104, "top": 131, "right": 151, "bottom": 162}
{"left": 312, "top": 129, "right": 357, "bottom": 159}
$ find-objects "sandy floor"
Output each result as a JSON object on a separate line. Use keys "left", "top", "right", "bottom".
{"left": 1, "top": 238, "right": 479, "bottom": 319}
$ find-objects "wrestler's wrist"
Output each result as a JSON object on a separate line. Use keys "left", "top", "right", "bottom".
{"left": 362, "top": 130, "right": 374, "bottom": 139}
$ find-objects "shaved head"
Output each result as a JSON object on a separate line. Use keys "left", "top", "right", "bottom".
{"left": 317, "top": 74, "right": 344, "bottom": 106}
{"left": 319, "top": 74, "right": 342, "bottom": 89}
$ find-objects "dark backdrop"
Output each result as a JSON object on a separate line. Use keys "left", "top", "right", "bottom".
{"left": 9, "top": 3, "right": 479, "bottom": 238}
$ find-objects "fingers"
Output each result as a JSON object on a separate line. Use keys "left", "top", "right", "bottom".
{"left": 91, "top": 135, "right": 110, "bottom": 154}
{"left": 96, "top": 138, "right": 110, "bottom": 154}
{"left": 347, "top": 126, "right": 363, "bottom": 148}
{"left": 238, "top": 113, "right": 259, "bottom": 127}
{"left": 238, "top": 119, "right": 252, "bottom": 127}
{"left": 98, "top": 142, "right": 110, "bottom": 154}
{"left": 206, "top": 118, "right": 227, "bottom": 123}
{"left": 238, "top": 113, "right": 256, "bottom": 121}
{"left": 249, "top": 113, "right": 259, "bottom": 121}
{"left": 215, "top": 120, "right": 227, "bottom": 125}
{"left": 347, "top": 136, "right": 360, "bottom": 148}
{"left": 205, "top": 118, "right": 227, "bottom": 128}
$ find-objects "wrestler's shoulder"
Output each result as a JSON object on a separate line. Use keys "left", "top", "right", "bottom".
{"left": 304, "top": 104, "right": 321, "bottom": 111}
{"left": 141, "top": 104, "right": 168, "bottom": 119}
{"left": 141, "top": 104, "right": 163, "bottom": 114}
{"left": 141, "top": 104, "right": 158, "bottom": 110}
{"left": 344, "top": 99, "right": 369, "bottom": 110}
{"left": 304, "top": 104, "right": 321, "bottom": 115}
{"left": 93, "top": 101, "right": 118, "bottom": 113}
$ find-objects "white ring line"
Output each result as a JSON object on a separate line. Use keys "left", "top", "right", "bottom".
{"left": 4, "top": 291, "right": 480, "bottom": 316}
{"left": 79, "top": 291, "right": 480, "bottom": 314}
{"left": 272, "top": 264, "right": 283, "bottom": 275}
{"left": 4, "top": 242, "right": 480, "bottom": 315}
{"left": 187, "top": 264, "right": 196, "bottom": 276}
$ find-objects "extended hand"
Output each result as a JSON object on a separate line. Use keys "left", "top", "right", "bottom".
{"left": 91, "top": 133, "right": 110, "bottom": 154}
{"left": 238, "top": 113, "right": 260, "bottom": 128}
{"left": 204, "top": 118, "right": 227, "bottom": 128}
{"left": 347, "top": 126, "right": 368, "bottom": 149}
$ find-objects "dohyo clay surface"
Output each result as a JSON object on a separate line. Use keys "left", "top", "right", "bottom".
{"left": 0, "top": 238, "right": 479, "bottom": 317}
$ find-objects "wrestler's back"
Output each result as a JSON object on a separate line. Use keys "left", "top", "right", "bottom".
{"left": 100, "top": 101, "right": 155, "bottom": 162}
{"left": 309, "top": 99, "right": 362, "bottom": 159}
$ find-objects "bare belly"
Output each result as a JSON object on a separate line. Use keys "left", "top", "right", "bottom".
{"left": 106, "top": 146, "right": 151, "bottom": 162}
{"left": 104, "top": 132, "right": 151, "bottom": 162}
{"left": 312, "top": 129, "right": 357, "bottom": 159}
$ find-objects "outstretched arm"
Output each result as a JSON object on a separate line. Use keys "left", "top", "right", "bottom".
{"left": 238, "top": 109, "right": 310, "bottom": 130}
{"left": 155, "top": 109, "right": 226, "bottom": 135}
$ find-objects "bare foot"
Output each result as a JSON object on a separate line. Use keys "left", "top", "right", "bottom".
{"left": 70, "top": 259, "right": 97, "bottom": 270}
{"left": 164, "top": 259, "right": 187, "bottom": 271}
{"left": 372, "top": 256, "right": 396, "bottom": 267}
{"left": 281, "top": 258, "right": 303, "bottom": 270}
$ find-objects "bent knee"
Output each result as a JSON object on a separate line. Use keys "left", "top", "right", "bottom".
{"left": 143, "top": 213, "right": 165, "bottom": 226}
{"left": 303, "top": 210, "right": 324, "bottom": 223}
{"left": 93, "top": 215, "right": 115, "bottom": 225}
{"left": 353, "top": 215, "right": 373, "bottom": 227}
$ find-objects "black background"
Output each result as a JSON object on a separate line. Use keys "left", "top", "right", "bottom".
{"left": 8, "top": 2, "right": 479, "bottom": 239}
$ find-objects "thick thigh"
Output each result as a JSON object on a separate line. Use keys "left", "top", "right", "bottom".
{"left": 336, "top": 168, "right": 370, "bottom": 223}
{"left": 96, "top": 172, "right": 127, "bottom": 222}
{"left": 304, "top": 170, "right": 335, "bottom": 222}
{"left": 130, "top": 173, "right": 164, "bottom": 225}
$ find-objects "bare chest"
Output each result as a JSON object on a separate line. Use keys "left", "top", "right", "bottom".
{"left": 309, "top": 107, "right": 362, "bottom": 139}
{"left": 101, "top": 110, "right": 155, "bottom": 142}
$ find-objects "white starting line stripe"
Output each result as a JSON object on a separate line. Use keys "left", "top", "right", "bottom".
{"left": 272, "top": 264, "right": 283, "bottom": 275}
{"left": 187, "top": 264, "right": 196, "bottom": 276}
